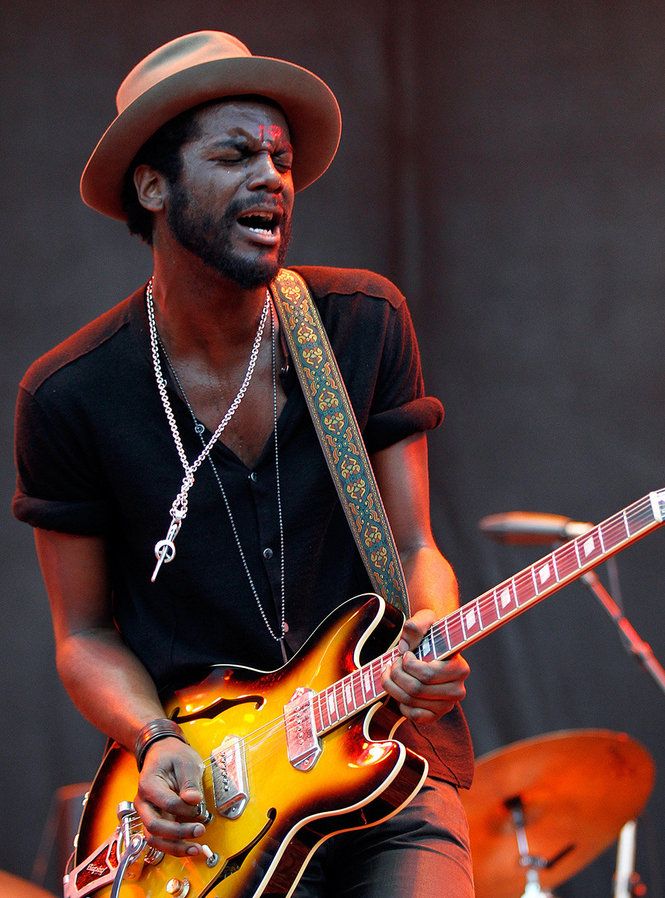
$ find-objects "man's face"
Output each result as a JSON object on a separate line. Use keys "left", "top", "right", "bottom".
{"left": 165, "top": 99, "right": 295, "bottom": 288}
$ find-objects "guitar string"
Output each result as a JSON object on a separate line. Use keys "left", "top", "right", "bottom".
{"left": 122, "top": 496, "right": 656, "bottom": 831}
{"left": 141, "top": 497, "right": 654, "bottom": 780}
{"left": 136, "top": 496, "right": 656, "bottom": 777}
{"left": 122, "top": 650, "right": 404, "bottom": 835}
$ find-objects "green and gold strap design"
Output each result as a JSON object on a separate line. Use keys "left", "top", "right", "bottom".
{"left": 270, "top": 268, "right": 410, "bottom": 618}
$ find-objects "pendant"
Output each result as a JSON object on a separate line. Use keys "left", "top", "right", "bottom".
{"left": 151, "top": 516, "right": 182, "bottom": 582}
{"left": 279, "top": 637, "right": 288, "bottom": 664}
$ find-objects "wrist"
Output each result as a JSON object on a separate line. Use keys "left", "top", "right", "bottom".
{"left": 134, "top": 717, "right": 188, "bottom": 771}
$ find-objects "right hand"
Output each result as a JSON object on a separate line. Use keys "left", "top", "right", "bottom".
{"left": 133, "top": 736, "right": 209, "bottom": 857}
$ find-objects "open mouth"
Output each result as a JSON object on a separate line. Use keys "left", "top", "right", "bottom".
{"left": 236, "top": 209, "right": 282, "bottom": 241}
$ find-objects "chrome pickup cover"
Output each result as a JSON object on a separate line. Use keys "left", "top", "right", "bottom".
{"left": 211, "top": 735, "right": 249, "bottom": 818}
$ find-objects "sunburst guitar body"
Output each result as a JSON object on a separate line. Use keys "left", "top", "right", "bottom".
{"left": 66, "top": 594, "right": 425, "bottom": 898}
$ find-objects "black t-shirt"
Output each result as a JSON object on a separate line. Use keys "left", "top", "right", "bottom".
{"left": 13, "top": 266, "right": 473, "bottom": 786}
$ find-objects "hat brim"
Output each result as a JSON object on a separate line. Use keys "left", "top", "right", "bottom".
{"left": 80, "top": 55, "right": 342, "bottom": 220}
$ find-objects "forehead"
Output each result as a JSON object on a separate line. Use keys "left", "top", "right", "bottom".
{"left": 191, "top": 98, "right": 291, "bottom": 142}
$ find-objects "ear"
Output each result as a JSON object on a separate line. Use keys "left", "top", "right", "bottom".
{"left": 133, "top": 165, "right": 168, "bottom": 212}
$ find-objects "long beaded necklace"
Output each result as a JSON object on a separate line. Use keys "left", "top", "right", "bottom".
{"left": 145, "top": 278, "right": 288, "bottom": 661}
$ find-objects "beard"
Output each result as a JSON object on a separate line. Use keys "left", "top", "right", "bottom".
{"left": 166, "top": 181, "right": 292, "bottom": 289}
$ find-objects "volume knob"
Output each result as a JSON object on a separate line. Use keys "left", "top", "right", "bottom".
{"left": 166, "top": 879, "right": 190, "bottom": 896}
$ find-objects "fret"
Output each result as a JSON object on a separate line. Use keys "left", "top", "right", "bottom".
{"left": 530, "top": 565, "right": 539, "bottom": 596}
{"left": 446, "top": 610, "right": 465, "bottom": 650}
{"left": 553, "top": 541, "right": 578, "bottom": 580}
{"left": 478, "top": 591, "right": 499, "bottom": 629}
{"left": 578, "top": 529, "right": 602, "bottom": 564}
{"left": 598, "top": 522, "right": 606, "bottom": 552}
{"left": 343, "top": 676, "right": 355, "bottom": 713}
{"left": 426, "top": 620, "right": 447, "bottom": 659}
{"left": 362, "top": 667, "right": 374, "bottom": 700}
{"left": 431, "top": 628, "right": 443, "bottom": 659}
{"left": 336, "top": 680, "right": 347, "bottom": 716}
{"left": 602, "top": 516, "right": 624, "bottom": 552}
{"left": 419, "top": 631, "right": 434, "bottom": 661}
{"left": 439, "top": 617, "right": 452, "bottom": 655}
{"left": 491, "top": 588, "right": 501, "bottom": 621}
{"left": 314, "top": 694, "right": 325, "bottom": 731}
{"left": 329, "top": 688, "right": 340, "bottom": 724}
{"left": 462, "top": 600, "right": 483, "bottom": 638}
{"left": 513, "top": 570, "right": 536, "bottom": 606}
{"left": 622, "top": 508, "right": 629, "bottom": 537}
{"left": 495, "top": 580, "right": 517, "bottom": 616}
{"left": 534, "top": 556, "right": 557, "bottom": 591}
{"left": 551, "top": 551, "right": 560, "bottom": 581}
{"left": 628, "top": 504, "right": 652, "bottom": 536}
{"left": 353, "top": 671, "right": 365, "bottom": 706}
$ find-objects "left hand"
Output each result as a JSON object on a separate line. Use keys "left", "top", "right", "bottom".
{"left": 382, "top": 609, "right": 470, "bottom": 724}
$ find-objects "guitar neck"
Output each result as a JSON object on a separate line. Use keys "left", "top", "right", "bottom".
{"left": 312, "top": 490, "right": 665, "bottom": 734}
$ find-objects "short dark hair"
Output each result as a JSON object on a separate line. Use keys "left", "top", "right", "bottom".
{"left": 120, "top": 105, "right": 206, "bottom": 244}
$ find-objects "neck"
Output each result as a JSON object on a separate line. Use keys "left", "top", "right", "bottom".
{"left": 149, "top": 241, "right": 273, "bottom": 364}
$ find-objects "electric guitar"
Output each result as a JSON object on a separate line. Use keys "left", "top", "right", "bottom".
{"left": 64, "top": 489, "right": 664, "bottom": 898}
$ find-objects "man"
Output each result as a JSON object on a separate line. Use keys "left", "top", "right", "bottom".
{"left": 14, "top": 31, "right": 474, "bottom": 897}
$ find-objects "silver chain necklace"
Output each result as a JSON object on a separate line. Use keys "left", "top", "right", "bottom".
{"left": 145, "top": 278, "right": 288, "bottom": 660}
{"left": 146, "top": 277, "right": 269, "bottom": 580}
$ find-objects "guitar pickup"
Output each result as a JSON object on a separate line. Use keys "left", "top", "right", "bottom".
{"left": 284, "top": 687, "right": 322, "bottom": 771}
{"left": 211, "top": 735, "right": 249, "bottom": 818}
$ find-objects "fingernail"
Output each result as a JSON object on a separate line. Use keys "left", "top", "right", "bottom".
{"left": 187, "top": 845, "right": 200, "bottom": 855}
{"left": 193, "top": 824, "right": 205, "bottom": 837}
{"left": 398, "top": 639, "right": 409, "bottom": 654}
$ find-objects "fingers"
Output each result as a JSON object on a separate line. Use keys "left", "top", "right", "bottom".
{"left": 397, "top": 608, "right": 436, "bottom": 655}
{"left": 133, "top": 737, "right": 210, "bottom": 857}
{"left": 383, "top": 648, "right": 470, "bottom": 723}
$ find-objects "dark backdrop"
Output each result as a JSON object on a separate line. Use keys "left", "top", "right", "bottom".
{"left": 2, "top": 2, "right": 664, "bottom": 896}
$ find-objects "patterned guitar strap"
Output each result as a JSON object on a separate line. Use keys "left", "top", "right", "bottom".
{"left": 270, "top": 268, "right": 411, "bottom": 618}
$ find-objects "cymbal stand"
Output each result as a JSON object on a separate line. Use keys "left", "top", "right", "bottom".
{"left": 505, "top": 797, "right": 558, "bottom": 898}
{"left": 580, "top": 566, "right": 665, "bottom": 696}
{"left": 613, "top": 820, "right": 647, "bottom": 898}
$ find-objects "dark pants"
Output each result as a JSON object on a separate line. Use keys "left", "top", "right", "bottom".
{"left": 293, "top": 778, "right": 474, "bottom": 898}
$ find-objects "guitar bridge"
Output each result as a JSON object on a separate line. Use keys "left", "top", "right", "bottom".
{"left": 285, "top": 687, "right": 322, "bottom": 771}
{"left": 212, "top": 735, "right": 249, "bottom": 818}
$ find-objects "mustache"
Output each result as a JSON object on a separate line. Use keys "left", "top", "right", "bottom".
{"left": 226, "top": 195, "right": 286, "bottom": 220}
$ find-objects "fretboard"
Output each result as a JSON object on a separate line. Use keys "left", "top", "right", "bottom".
{"left": 311, "top": 489, "right": 664, "bottom": 735}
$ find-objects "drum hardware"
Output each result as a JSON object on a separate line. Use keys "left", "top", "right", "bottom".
{"left": 613, "top": 820, "right": 647, "bottom": 898}
{"left": 460, "top": 730, "right": 655, "bottom": 898}
{"left": 504, "top": 795, "right": 573, "bottom": 897}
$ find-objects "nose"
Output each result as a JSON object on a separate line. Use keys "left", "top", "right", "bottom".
{"left": 247, "top": 151, "right": 286, "bottom": 192}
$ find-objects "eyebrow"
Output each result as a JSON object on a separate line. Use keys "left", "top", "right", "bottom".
{"left": 207, "top": 133, "right": 293, "bottom": 152}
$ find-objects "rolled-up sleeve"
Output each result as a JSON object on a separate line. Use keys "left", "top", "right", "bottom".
{"left": 364, "top": 296, "right": 444, "bottom": 452}
{"left": 13, "top": 384, "right": 111, "bottom": 534}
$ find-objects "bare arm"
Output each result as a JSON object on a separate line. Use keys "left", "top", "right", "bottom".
{"left": 34, "top": 528, "right": 208, "bottom": 857}
{"left": 371, "top": 433, "right": 469, "bottom": 722}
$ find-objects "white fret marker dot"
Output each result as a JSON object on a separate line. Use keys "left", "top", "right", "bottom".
{"left": 583, "top": 536, "right": 595, "bottom": 557}
{"left": 465, "top": 609, "right": 476, "bottom": 628}
{"left": 500, "top": 588, "right": 511, "bottom": 608}
{"left": 538, "top": 563, "right": 551, "bottom": 584}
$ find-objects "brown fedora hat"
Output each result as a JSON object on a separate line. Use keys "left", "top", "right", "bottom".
{"left": 80, "top": 31, "right": 342, "bottom": 220}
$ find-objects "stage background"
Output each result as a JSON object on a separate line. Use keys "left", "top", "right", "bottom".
{"left": 2, "top": 1, "right": 664, "bottom": 895}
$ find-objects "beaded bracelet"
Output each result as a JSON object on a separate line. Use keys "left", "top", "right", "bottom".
{"left": 134, "top": 718, "right": 188, "bottom": 771}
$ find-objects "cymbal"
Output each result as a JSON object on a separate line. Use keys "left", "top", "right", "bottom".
{"left": 0, "top": 871, "right": 57, "bottom": 898}
{"left": 461, "top": 729, "right": 655, "bottom": 898}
